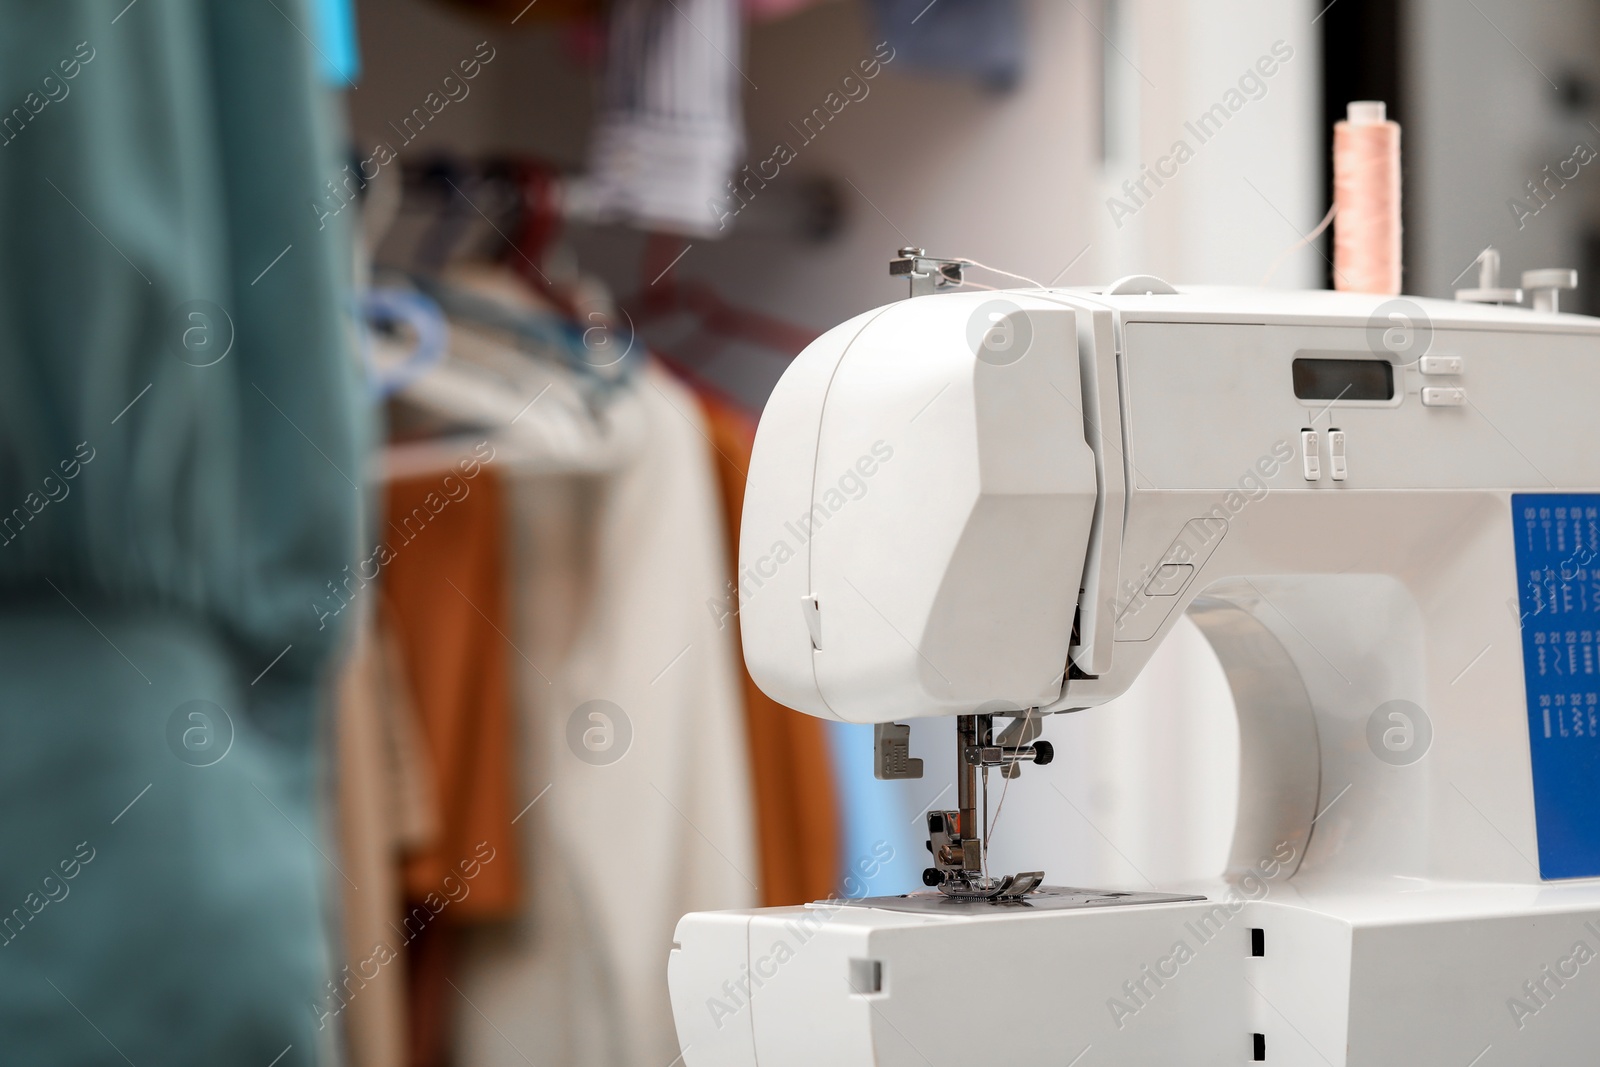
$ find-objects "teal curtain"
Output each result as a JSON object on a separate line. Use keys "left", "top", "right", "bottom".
{"left": 0, "top": 2, "right": 366, "bottom": 1064}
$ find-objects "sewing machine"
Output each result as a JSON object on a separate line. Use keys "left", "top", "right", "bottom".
{"left": 667, "top": 262, "right": 1600, "bottom": 1064}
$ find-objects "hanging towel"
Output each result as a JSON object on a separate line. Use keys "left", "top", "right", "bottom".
{"left": 698, "top": 388, "right": 842, "bottom": 906}
{"left": 567, "top": 0, "right": 747, "bottom": 237}
{"left": 0, "top": 3, "right": 366, "bottom": 1065}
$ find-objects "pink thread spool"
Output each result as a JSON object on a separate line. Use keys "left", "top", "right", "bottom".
{"left": 1333, "top": 100, "right": 1402, "bottom": 294}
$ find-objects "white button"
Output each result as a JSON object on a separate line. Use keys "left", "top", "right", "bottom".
{"left": 1143, "top": 563, "right": 1193, "bottom": 596}
{"left": 1422, "top": 386, "right": 1467, "bottom": 407}
{"left": 1419, "top": 355, "right": 1463, "bottom": 375}
{"left": 1300, "top": 429, "right": 1320, "bottom": 480}
{"left": 1329, "top": 429, "right": 1347, "bottom": 481}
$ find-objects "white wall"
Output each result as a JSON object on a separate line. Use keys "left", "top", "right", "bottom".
{"left": 1102, "top": 0, "right": 1321, "bottom": 288}
{"left": 1406, "top": 0, "right": 1600, "bottom": 298}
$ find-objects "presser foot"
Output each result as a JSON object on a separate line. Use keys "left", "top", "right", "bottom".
{"left": 939, "top": 869, "right": 1045, "bottom": 900}
{"left": 922, "top": 808, "right": 1045, "bottom": 900}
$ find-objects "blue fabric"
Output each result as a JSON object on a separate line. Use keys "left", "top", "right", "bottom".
{"left": 0, "top": 2, "right": 366, "bottom": 1063}
{"left": 825, "top": 721, "right": 926, "bottom": 898}
{"left": 868, "top": 0, "right": 1026, "bottom": 91}
{"left": 313, "top": 0, "right": 362, "bottom": 86}
{"left": 363, "top": 287, "right": 449, "bottom": 399}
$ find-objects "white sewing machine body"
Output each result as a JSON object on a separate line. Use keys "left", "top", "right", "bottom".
{"left": 668, "top": 283, "right": 1600, "bottom": 1065}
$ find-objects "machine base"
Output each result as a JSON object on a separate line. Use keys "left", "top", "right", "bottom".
{"left": 669, "top": 884, "right": 1600, "bottom": 1066}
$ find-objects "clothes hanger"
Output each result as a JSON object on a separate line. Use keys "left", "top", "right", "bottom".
{"left": 624, "top": 232, "right": 820, "bottom": 417}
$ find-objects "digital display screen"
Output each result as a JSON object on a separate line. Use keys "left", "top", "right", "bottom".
{"left": 1292, "top": 357, "right": 1394, "bottom": 401}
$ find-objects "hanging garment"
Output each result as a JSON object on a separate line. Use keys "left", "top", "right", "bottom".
{"left": 377, "top": 466, "right": 523, "bottom": 1067}
{"left": 567, "top": 0, "right": 746, "bottom": 237}
{"left": 383, "top": 468, "right": 521, "bottom": 918}
{"left": 698, "top": 389, "right": 841, "bottom": 905}
{"left": 0, "top": 4, "right": 365, "bottom": 1066}
{"left": 867, "top": 0, "right": 1026, "bottom": 91}
{"left": 311, "top": 0, "right": 362, "bottom": 86}
{"left": 333, "top": 610, "right": 439, "bottom": 1067}
{"left": 378, "top": 263, "right": 653, "bottom": 486}
{"left": 453, "top": 362, "right": 758, "bottom": 1067}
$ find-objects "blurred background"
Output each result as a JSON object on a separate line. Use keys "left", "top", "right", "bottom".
{"left": 1, "top": 0, "right": 1596, "bottom": 1065}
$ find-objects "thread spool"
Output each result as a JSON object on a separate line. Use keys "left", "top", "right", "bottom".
{"left": 1332, "top": 100, "right": 1402, "bottom": 294}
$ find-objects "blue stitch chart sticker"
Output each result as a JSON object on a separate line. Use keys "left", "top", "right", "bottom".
{"left": 1512, "top": 494, "right": 1600, "bottom": 879}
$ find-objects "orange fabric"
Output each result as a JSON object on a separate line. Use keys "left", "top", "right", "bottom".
{"left": 382, "top": 469, "right": 522, "bottom": 919}
{"left": 697, "top": 391, "right": 841, "bottom": 906}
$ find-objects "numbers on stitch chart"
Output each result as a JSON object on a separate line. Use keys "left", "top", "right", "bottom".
{"left": 1538, "top": 692, "right": 1600, "bottom": 740}
{"left": 1531, "top": 630, "right": 1600, "bottom": 679}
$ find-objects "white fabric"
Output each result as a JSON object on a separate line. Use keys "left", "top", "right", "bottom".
{"left": 454, "top": 362, "right": 757, "bottom": 1067}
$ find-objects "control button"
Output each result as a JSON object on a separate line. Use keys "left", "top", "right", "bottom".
{"left": 1421, "top": 386, "right": 1467, "bottom": 407}
{"left": 1328, "top": 429, "right": 1347, "bottom": 481}
{"left": 1143, "top": 563, "right": 1193, "bottom": 596}
{"left": 1418, "top": 355, "right": 1463, "bottom": 375}
{"left": 1300, "top": 429, "right": 1320, "bottom": 481}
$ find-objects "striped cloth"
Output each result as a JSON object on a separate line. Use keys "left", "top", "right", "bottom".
{"left": 569, "top": 0, "right": 746, "bottom": 237}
